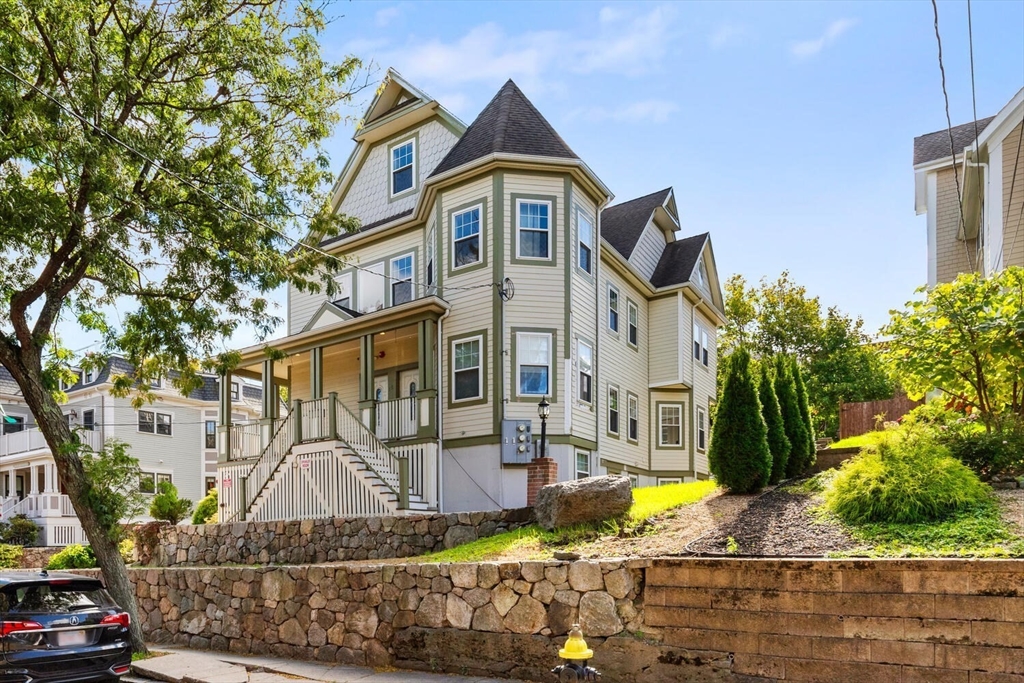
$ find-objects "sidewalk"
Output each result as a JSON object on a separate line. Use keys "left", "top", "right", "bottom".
{"left": 128, "top": 648, "right": 522, "bottom": 683}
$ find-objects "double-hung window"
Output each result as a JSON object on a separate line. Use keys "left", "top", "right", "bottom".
{"left": 205, "top": 420, "right": 217, "bottom": 449}
{"left": 578, "top": 341, "right": 593, "bottom": 404}
{"left": 659, "top": 404, "right": 682, "bottom": 447}
{"left": 231, "top": 382, "right": 240, "bottom": 401}
{"left": 516, "top": 200, "right": 551, "bottom": 260}
{"left": 575, "top": 452, "right": 590, "bottom": 480}
{"left": 453, "top": 337, "right": 482, "bottom": 402}
{"left": 608, "top": 286, "right": 619, "bottom": 332}
{"left": 82, "top": 409, "right": 95, "bottom": 432}
{"left": 628, "top": 394, "right": 639, "bottom": 442}
{"left": 390, "top": 254, "right": 414, "bottom": 305}
{"left": 608, "top": 387, "right": 619, "bottom": 435}
{"left": 425, "top": 227, "right": 436, "bottom": 294}
{"left": 578, "top": 212, "right": 594, "bottom": 275}
{"left": 453, "top": 206, "right": 481, "bottom": 269}
{"left": 139, "top": 410, "right": 172, "bottom": 436}
{"left": 627, "top": 301, "right": 639, "bottom": 348}
{"left": 697, "top": 407, "right": 707, "bottom": 451}
{"left": 391, "top": 140, "right": 415, "bottom": 196}
{"left": 517, "top": 332, "right": 551, "bottom": 396}
{"left": 693, "top": 322, "right": 710, "bottom": 367}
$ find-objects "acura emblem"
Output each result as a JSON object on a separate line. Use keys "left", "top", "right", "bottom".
{"left": 69, "top": 616, "right": 79, "bottom": 626}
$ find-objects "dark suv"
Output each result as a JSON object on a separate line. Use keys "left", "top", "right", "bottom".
{"left": 0, "top": 571, "right": 132, "bottom": 682}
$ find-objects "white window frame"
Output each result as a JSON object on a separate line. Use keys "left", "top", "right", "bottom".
{"left": 230, "top": 382, "right": 240, "bottom": 401}
{"left": 627, "top": 394, "right": 639, "bottom": 442}
{"left": 628, "top": 473, "right": 639, "bottom": 488}
{"left": 693, "top": 322, "right": 710, "bottom": 367}
{"left": 452, "top": 204, "right": 483, "bottom": 270}
{"left": 205, "top": 420, "right": 217, "bottom": 449}
{"left": 515, "top": 331, "right": 552, "bottom": 397}
{"left": 85, "top": 369, "right": 95, "bottom": 384}
{"left": 659, "top": 403, "right": 683, "bottom": 447}
{"left": 658, "top": 477, "right": 682, "bottom": 486}
{"left": 451, "top": 336, "right": 483, "bottom": 403}
{"left": 389, "top": 253, "right": 415, "bottom": 305}
{"left": 697, "top": 406, "right": 707, "bottom": 452}
{"left": 389, "top": 138, "right": 416, "bottom": 198}
{"left": 515, "top": 199, "right": 552, "bottom": 261}
{"left": 577, "top": 210, "right": 594, "bottom": 275}
{"left": 608, "top": 285, "right": 620, "bottom": 333}
{"left": 138, "top": 409, "right": 173, "bottom": 437}
{"left": 425, "top": 226, "right": 436, "bottom": 294}
{"left": 607, "top": 386, "right": 620, "bottom": 436}
{"left": 577, "top": 340, "right": 593, "bottom": 404}
{"left": 575, "top": 451, "right": 591, "bottom": 480}
{"left": 627, "top": 300, "right": 639, "bottom": 348}
{"left": 334, "top": 271, "right": 353, "bottom": 309}
{"left": 139, "top": 470, "right": 174, "bottom": 495}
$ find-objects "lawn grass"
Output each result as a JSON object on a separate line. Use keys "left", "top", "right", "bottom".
{"left": 421, "top": 480, "right": 719, "bottom": 563}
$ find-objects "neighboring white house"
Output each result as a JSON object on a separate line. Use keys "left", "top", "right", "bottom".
{"left": 0, "top": 357, "right": 260, "bottom": 545}
{"left": 214, "top": 69, "right": 726, "bottom": 521}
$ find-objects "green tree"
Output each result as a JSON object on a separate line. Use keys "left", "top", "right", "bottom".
{"left": 758, "top": 361, "right": 790, "bottom": 484}
{"left": 792, "top": 357, "right": 816, "bottom": 472}
{"left": 709, "top": 347, "right": 772, "bottom": 493}
{"left": 775, "top": 355, "right": 808, "bottom": 479}
{"left": 884, "top": 268, "right": 1024, "bottom": 429}
{"left": 150, "top": 481, "right": 192, "bottom": 525}
{"left": 0, "top": 0, "right": 361, "bottom": 650}
{"left": 192, "top": 487, "right": 218, "bottom": 525}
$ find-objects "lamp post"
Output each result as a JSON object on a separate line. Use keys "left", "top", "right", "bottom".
{"left": 537, "top": 396, "right": 550, "bottom": 460}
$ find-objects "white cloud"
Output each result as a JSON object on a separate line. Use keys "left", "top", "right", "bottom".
{"left": 568, "top": 99, "right": 679, "bottom": 124}
{"left": 709, "top": 24, "right": 749, "bottom": 50}
{"left": 790, "top": 19, "right": 858, "bottom": 58}
{"left": 375, "top": 6, "right": 401, "bottom": 28}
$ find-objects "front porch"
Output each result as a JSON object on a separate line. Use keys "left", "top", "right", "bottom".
{"left": 0, "top": 455, "right": 87, "bottom": 546}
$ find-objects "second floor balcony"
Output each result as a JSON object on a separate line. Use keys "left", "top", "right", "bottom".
{"left": 0, "top": 426, "right": 104, "bottom": 459}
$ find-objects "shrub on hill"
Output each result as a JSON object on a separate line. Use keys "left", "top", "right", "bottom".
{"left": 709, "top": 347, "right": 772, "bottom": 493}
{"left": 192, "top": 487, "right": 218, "bottom": 525}
{"left": 758, "top": 361, "right": 791, "bottom": 484}
{"left": 775, "top": 355, "right": 809, "bottom": 479}
{"left": 47, "top": 544, "right": 97, "bottom": 570}
{"left": 792, "top": 357, "right": 816, "bottom": 472}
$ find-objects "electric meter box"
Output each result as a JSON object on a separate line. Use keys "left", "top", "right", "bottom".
{"left": 501, "top": 419, "right": 534, "bottom": 464}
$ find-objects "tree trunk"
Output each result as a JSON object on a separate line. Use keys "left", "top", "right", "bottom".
{"left": 4, "top": 357, "right": 147, "bottom": 653}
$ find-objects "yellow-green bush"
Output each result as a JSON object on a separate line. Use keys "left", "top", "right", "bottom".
{"left": 47, "top": 544, "right": 96, "bottom": 570}
{"left": 0, "top": 544, "right": 23, "bottom": 569}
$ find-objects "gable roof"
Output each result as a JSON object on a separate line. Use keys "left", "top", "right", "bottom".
{"left": 914, "top": 116, "right": 995, "bottom": 166}
{"left": 650, "top": 233, "right": 709, "bottom": 288}
{"left": 430, "top": 80, "right": 578, "bottom": 177}
{"left": 600, "top": 188, "right": 672, "bottom": 259}
{"left": 0, "top": 367, "right": 19, "bottom": 398}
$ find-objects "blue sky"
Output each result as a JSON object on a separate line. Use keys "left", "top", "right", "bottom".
{"left": 315, "top": 0, "right": 1023, "bottom": 336}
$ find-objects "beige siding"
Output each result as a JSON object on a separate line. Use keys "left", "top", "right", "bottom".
{"left": 569, "top": 183, "right": 599, "bottom": 442}
{"left": 935, "top": 167, "right": 979, "bottom": 283}
{"left": 691, "top": 307, "right": 718, "bottom": 477}
{"left": 1002, "top": 122, "right": 1024, "bottom": 269}
{"left": 629, "top": 222, "right": 666, "bottom": 281}
{"left": 649, "top": 388, "right": 689, "bottom": 472}
{"left": 648, "top": 294, "right": 680, "bottom": 385}
{"left": 440, "top": 178, "right": 495, "bottom": 439}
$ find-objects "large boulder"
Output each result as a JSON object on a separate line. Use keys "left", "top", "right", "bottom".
{"left": 533, "top": 475, "right": 632, "bottom": 530}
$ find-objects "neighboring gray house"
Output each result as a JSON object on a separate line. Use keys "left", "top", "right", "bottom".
{"left": 0, "top": 358, "right": 260, "bottom": 545}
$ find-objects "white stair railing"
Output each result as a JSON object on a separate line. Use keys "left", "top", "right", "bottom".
{"left": 335, "top": 400, "right": 402, "bottom": 495}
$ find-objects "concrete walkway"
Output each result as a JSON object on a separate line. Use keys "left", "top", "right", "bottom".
{"left": 128, "top": 648, "right": 521, "bottom": 683}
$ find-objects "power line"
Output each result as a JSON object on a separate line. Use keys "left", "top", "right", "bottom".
{"left": 931, "top": 0, "right": 975, "bottom": 273}
{"left": 966, "top": 0, "right": 985, "bottom": 264}
{"left": 0, "top": 63, "right": 497, "bottom": 296}
{"left": 998, "top": 130, "right": 1024, "bottom": 267}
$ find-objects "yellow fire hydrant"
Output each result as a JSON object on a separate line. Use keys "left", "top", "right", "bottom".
{"left": 552, "top": 624, "right": 601, "bottom": 682}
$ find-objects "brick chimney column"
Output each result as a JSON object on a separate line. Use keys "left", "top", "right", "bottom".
{"left": 527, "top": 457, "right": 558, "bottom": 506}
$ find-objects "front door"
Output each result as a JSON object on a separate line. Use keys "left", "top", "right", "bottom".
{"left": 374, "top": 376, "right": 389, "bottom": 439}
{"left": 398, "top": 369, "right": 419, "bottom": 438}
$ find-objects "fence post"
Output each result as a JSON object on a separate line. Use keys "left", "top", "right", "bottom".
{"left": 328, "top": 392, "right": 338, "bottom": 440}
{"left": 398, "top": 458, "right": 410, "bottom": 510}
{"left": 292, "top": 399, "right": 303, "bottom": 446}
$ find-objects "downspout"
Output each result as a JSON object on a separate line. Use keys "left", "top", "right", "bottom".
{"left": 964, "top": 155, "right": 989, "bottom": 273}
{"left": 436, "top": 307, "right": 450, "bottom": 513}
{"left": 594, "top": 195, "right": 612, "bottom": 475}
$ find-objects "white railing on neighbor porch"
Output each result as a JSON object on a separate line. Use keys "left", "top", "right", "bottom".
{"left": 0, "top": 427, "right": 103, "bottom": 457}
{"left": 375, "top": 397, "right": 418, "bottom": 441}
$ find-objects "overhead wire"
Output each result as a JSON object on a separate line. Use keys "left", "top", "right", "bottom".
{"left": 966, "top": 0, "right": 985, "bottom": 265}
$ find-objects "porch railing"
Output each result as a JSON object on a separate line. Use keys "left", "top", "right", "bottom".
{"left": 0, "top": 427, "right": 103, "bottom": 458}
{"left": 336, "top": 400, "right": 402, "bottom": 497}
{"left": 9, "top": 493, "right": 77, "bottom": 519}
{"left": 375, "top": 396, "right": 418, "bottom": 441}
{"left": 227, "top": 421, "right": 262, "bottom": 462}
{"left": 0, "top": 497, "right": 19, "bottom": 518}
{"left": 390, "top": 441, "right": 438, "bottom": 509}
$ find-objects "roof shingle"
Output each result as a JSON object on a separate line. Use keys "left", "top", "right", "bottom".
{"left": 650, "top": 233, "right": 708, "bottom": 288}
{"left": 599, "top": 188, "right": 672, "bottom": 259}
{"left": 914, "top": 116, "right": 995, "bottom": 166}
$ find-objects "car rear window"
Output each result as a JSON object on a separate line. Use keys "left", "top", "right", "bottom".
{"left": 3, "top": 583, "right": 112, "bottom": 613}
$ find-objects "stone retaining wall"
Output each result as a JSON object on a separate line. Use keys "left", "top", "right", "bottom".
{"left": 20, "top": 546, "right": 61, "bottom": 569}
{"left": 153, "top": 508, "right": 532, "bottom": 566}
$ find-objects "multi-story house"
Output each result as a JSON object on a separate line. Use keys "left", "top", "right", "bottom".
{"left": 0, "top": 358, "right": 260, "bottom": 544}
{"left": 914, "top": 87, "right": 1024, "bottom": 284}
{"left": 216, "top": 70, "right": 725, "bottom": 519}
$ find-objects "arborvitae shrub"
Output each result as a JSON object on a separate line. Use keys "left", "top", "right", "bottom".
{"left": 775, "top": 355, "right": 809, "bottom": 479}
{"left": 191, "top": 487, "right": 218, "bottom": 525}
{"left": 758, "top": 361, "right": 790, "bottom": 484}
{"left": 792, "top": 357, "right": 816, "bottom": 472}
{"left": 709, "top": 348, "right": 772, "bottom": 493}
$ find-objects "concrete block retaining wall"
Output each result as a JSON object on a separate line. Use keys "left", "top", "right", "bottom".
{"left": 95, "top": 557, "right": 1024, "bottom": 682}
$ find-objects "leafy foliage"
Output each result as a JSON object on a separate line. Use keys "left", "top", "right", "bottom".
{"left": 709, "top": 347, "right": 772, "bottom": 493}
{"left": 149, "top": 481, "right": 192, "bottom": 525}
{"left": 758, "top": 361, "right": 790, "bottom": 484}
{"left": 825, "top": 429, "right": 991, "bottom": 524}
{"left": 0, "top": 515, "right": 39, "bottom": 546}
{"left": 132, "top": 521, "right": 167, "bottom": 566}
{"left": 192, "top": 487, "right": 219, "bottom": 525}
{"left": 884, "top": 268, "right": 1024, "bottom": 428}
{"left": 775, "top": 355, "right": 809, "bottom": 479}
{"left": 0, "top": 544, "right": 22, "bottom": 569}
{"left": 119, "top": 539, "right": 135, "bottom": 564}
{"left": 842, "top": 505, "right": 1024, "bottom": 558}
{"left": 47, "top": 544, "right": 97, "bottom": 570}
{"left": 81, "top": 441, "right": 146, "bottom": 538}
{"left": 791, "top": 357, "right": 816, "bottom": 472}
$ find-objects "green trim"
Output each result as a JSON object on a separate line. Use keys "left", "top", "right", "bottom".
{"left": 446, "top": 197, "right": 489, "bottom": 278}
{"left": 626, "top": 298, "right": 640, "bottom": 351}
{"left": 434, "top": 199, "right": 444, "bottom": 295}
{"left": 384, "top": 247, "right": 420, "bottom": 309}
{"left": 444, "top": 434, "right": 500, "bottom": 449}
{"left": 436, "top": 110, "right": 466, "bottom": 138}
{"left": 447, "top": 329, "right": 489, "bottom": 409}
{"left": 654, "top": 400, "right": 686, "bottom": 451}
{"left": 509, "top": 193, "right": 558, "bottom": 268}
{"left": 548, "top": 435, "right": 598, "bottom": 450}
{"left": 492, "top": 171, "right": 505, "bottom": 434}
{"left": 573, "top": 203, "right": 597, "bottom": 284}
{"left": 574, "top": 335, "right": 595, "bottom": 407}
{"left": 564, "top": 179, "right": 574, "bottom": 358}
{"left": 358, "top": 101, "right": 432, "bottom": 138}
{"left": 387, "top": 131, "right": 420, "bottom": 204}
{"left": 606, "top": 383, "right": 620, "bottom": 439}
{"left": 510, "top": 326, "right": 557, "bottom": 403}
{"left": 311, "top": 347, "right": 324, "bottom": 400}
{"left": 626, "top": 391, "right": 640, "bottom": 444}
{"left": 606, "top": 281, "right": 621, "bottom": 337}
{"left": 376, "top": 362, "right": 418, "bottom": 400}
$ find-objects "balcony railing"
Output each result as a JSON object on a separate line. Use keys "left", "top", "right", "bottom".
{"left": 0, "top": 428, "right": 103, "bottom": 458}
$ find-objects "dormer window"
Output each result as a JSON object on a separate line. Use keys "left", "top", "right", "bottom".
{"left": 390, "top": 139, "right": 415, "bottom": 196}
{"left": 695, "top": 258, "right": 709, "bottom": 289}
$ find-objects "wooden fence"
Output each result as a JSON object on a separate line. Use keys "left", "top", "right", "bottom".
{"left": 838, "top": 394, "right": 923, "bottom": 440}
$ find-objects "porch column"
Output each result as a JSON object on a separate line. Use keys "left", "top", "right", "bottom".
{"left": 28, "top": 463, "right": 39, "bottom": 495}
{"left": 261, "top": 359, "right": 277, "bottom": 450}
{"left": 0, "top": 470, "right": 7, "bottom": 497}
{"left": 417, "top": 319, "right": 439, "bottom": 438}
{"left": 311, "top": 347, "right": 324, "bottom": 400}
{"left": 217, "top": 370, "right": 232, "bottom": 463}
{"left": 359, "top": 334, "right": 376, "bottom": 431}
{"left": 43, "top": 463, "right": 55, "bottom": 493}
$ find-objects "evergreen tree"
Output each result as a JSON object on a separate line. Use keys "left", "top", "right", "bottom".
{"left": 775, "top": 355, "right": 809, "bottom": 479}
{"left": 758, "top": 361, "right": 790, "bottom": 484}
{"left": 709, "top": 348, "right": 772, "bottom": 493}
{"left": 792, "top": 357, "right": 817, "bottom": 472}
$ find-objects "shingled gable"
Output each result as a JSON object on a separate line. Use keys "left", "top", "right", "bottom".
{"left": 599, "top": 188, "right": 672, "bottom": 259}
{"left": 914, "top": 116, "right": 995, "bottom": 166}
{"left": 650, "top": 233, "right": 709, "bottom": 288}
{"left": 430, "top": 80, "right": 578, "bottom": 177}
